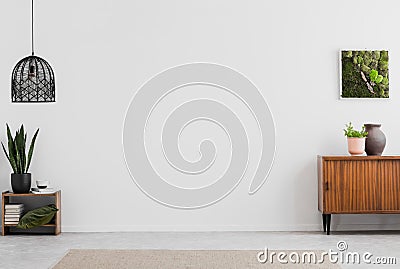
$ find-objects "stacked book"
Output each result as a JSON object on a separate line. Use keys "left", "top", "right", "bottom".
{"left": 4, "top": 204, "right": 24, "bottom": 225}
{"left": 31, "top": 187, "right": 56, "bottom": 194}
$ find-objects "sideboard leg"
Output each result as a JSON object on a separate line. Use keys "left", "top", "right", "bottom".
{"left": 326, "top": 214, "right": 331, "bottom": 235}
{"left": 322, "top": 214, "right": 327, "bottom": 232}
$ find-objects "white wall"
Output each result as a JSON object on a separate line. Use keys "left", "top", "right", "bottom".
{"left": 1, "top": 0, "right": 400, "bottom": 231}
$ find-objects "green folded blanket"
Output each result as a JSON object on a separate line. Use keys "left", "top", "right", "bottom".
{"left": 17, "top": 204, "right": 58, "bottom": 229}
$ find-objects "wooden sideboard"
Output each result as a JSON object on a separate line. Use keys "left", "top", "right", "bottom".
{"left": 2, "top": 191, "right": 61, "bottom": 236}
{"left": 318, "top": 155, "right": 400, "bottom": 234}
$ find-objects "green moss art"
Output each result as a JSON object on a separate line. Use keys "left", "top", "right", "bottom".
{"left": 341, "top": 50, "right": 389, "bottom": 98}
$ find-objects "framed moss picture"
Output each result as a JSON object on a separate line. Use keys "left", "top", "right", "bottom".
{"left": 340, "top": 50, "right": 389, "bottom": 99}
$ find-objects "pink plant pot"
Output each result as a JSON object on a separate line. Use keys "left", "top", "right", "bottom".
{"left": 347, "top": 137, "right": 366, "bottom": 155}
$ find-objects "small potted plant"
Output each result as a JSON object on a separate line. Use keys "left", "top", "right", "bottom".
{"left": 1, "top": 124, "right": 39, "bottom": 193}
{"left": 343, "top": 122, "right": 368, "bottom": 155}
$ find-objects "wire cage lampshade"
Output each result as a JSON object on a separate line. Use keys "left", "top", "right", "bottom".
{"left": 11, "top": 0, "right": 56, "bottom": 103}
{"left": 11, "top": 55, "right": 55, "bottom": 102}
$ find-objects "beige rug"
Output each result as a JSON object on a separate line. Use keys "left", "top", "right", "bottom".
{"left": 53, "top": 249, "right": 341, "bottom": 269}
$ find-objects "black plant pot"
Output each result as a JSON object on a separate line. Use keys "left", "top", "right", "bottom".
{"left": 11, "top": 173, "right": 31, "bottom": 193}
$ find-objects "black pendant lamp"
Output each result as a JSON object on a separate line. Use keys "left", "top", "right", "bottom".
{"left": 11, "top": 0, "right": 55, "bottom": 102}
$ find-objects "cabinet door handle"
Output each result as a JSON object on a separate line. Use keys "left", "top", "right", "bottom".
{"left": 325, "top": 182, "right": 329, "bottom": 190}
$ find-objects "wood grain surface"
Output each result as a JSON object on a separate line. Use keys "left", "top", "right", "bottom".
{"left": 318, "top": 156, "right": 400, "bottom": 214}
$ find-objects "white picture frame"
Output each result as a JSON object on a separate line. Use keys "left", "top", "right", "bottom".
{"left": 339, "top": 49, "right": 389, "bottom": 100}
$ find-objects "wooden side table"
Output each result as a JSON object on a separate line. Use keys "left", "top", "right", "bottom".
{"left": 1, "top": 190, "right": 61, "bottom": 236}
{"left": 318, "top": 156, "right": 400, "bottom": 234}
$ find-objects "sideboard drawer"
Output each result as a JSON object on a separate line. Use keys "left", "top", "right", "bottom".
{"left": 323, "top": 160, "right": 378, "bottom": 213}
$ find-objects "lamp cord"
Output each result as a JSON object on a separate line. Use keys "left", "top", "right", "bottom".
{"left": 31, "top": 0, "right": 34, "bottom": 55}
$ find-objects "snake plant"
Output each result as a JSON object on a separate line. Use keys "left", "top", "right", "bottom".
{"left": 1, "top": 124, "right": 39, "bottom": 174}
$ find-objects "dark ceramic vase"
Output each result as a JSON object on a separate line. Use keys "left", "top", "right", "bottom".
{"left": 11, "top": 173, "right": 31, "bottom": 193}
{"left": 364, "top": 124, "right": 386, "bottom": 156}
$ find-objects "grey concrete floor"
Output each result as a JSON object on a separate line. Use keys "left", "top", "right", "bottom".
{"left": 0, "top": 231, "right": 399, "bottom": 269}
